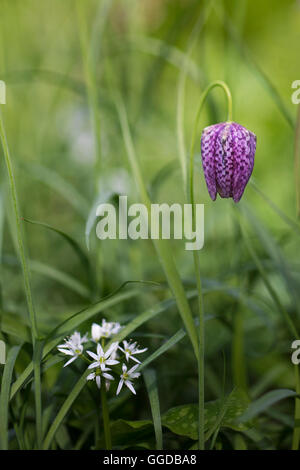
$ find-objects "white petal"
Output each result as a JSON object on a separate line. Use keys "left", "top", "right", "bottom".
{"left": 96, "top": 375, "right": 101, "bottom": 389}
{"left": 116, "top": 379, "right": 124, "bottom": 395}
{"left": 122, "top": 363, "right": 127, "bottom": 373}
{"left": 57, "top": 348, "right": 73, "bottom": 356}
{"left": 130, "top": 356, "right": 141, "bottom": 364}
{"left": 97, "top": 343, "right": 104, "bottom": 356}
{"left": 92, "top": 323, "right": 101, "bottom": 341}
{"left": 106, "top": 359, "right": 119, "bottom": 367}
{"left": 63, "top": 356, "right": 77, "bottom": 367}
{"left": 105, "top": 342, "right": 119, "bottom": 359}
{"left": 128, "top": 364, "right": 139, "bottom": 374}
{"left": 130, "top": 372, "right": 140, "bottom": 379}
{"left": 88, "top": 362, "right": 99, "bottom": 369}
{"left": 134, "top": 348, "right": 148, "bottom": 354}
{"left": 82, "top": 333, "right": 89, "bottom": 343}
{"left": 125, "top": 380, "right": 136, "bottom": 395}
{"left": 87, "top": 350, "right": 98, "bottom": 361}
{"left": 103, "top": 373, "right": 114, "bottom": 381}
{"left": 87, "top": 373, "right": 95, "bottom": 381}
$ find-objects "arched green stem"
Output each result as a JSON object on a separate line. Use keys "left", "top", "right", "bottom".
{"left": 188, "top": 81, "right": 232, "bottom": 450}
{"left": 189, "top": 81, "right": 232, "bottom": 209}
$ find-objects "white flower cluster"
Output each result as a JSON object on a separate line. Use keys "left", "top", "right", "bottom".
{"left": 57, "top": 319, "right": 147, "bottom": 395}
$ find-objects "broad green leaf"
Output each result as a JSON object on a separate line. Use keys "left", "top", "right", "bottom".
{"left": 238, "top": 389, "right": 298, "bottom": 423}
{"left": 162, "top": 388, "right": 250, "bottom": 441}
{"left": 96, "top": 419, "right": 153, "bottom": 449}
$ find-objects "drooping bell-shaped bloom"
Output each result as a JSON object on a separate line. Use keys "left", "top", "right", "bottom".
{"left": 201, "top": 122, "right": 256, "bottom": 203}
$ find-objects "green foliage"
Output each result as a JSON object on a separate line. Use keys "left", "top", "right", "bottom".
{"left": 162, "top": 388, "right": 251, "bottom": 441}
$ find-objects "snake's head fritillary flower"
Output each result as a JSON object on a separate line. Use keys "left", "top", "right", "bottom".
{"left": 201, "top": 121, "right": 256, "bottom": 203}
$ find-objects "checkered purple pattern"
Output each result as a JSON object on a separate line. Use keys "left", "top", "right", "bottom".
{"left": 200, "top": 122, "right": 256, "bottom": 202}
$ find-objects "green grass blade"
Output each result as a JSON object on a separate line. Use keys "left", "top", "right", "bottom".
{"left": 237, "top": 210, "right": 299, "bottom": 338}
{"left": 139, "top": 329, "right": 186, "bottom": 371}
{"left": 143, "top": 369, "right": 163, "bottom": 450}
{"left": 0, "top": 345, "right": 21, "bottom": 449}
{"left": 113, "top": 92, "right": 198, "bottom": 359}
{"left": 238, "top": 389, "right": 298, "bottom": 423}
{"left": 21, "top": 162, "right": 89, "bottom": 218}
{"left": 24, "top": 218, "right": 92, "bottom": 282}
{"left": 294, "top": 106, "right": 300, "bottom": 218}
{"left": 292, "top": 365, "right": 300, "bottom": 450}
{"left": 33, "top": 339, "right": 43, "bottom": 449}
{"left": 42, "top": 370, "right": 89, "bottom": 450}
{"left": 250, "top": 180, "right": 300, "bottom": 236}
{"left": 29, "top": 259, "right": 91, "bottom": 299}
{"left": 0, "top": 113, "right": 38, "bottom": 340}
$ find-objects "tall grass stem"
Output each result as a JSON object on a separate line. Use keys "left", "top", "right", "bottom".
{"left": 189, "top": 80, "right": 233, "bottom": 450}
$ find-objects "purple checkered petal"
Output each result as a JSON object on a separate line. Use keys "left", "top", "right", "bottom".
{"left": 200, "top": 121, "right": 256, "bottom": 202}
{"left": 201, "top": 123, "right": 226, "bottom": 201}
{"left": 232, "top": 124, "right": 256, "bottom": 202}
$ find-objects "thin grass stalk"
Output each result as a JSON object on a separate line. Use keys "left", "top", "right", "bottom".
{"left": 33, "top": 339, "right": 43, "bottom": 449}
{"left": 0, "top": 112, "right": 42, "bottom": 449}
{"left": 0, "top": 114, "right": 38, "bottom": 340}
{"left": 294, "top": 106, "right": 300, "bottom": 218}
{"left": 237, "top": 214, "right": 299, "bottom": 339}
{"left": 189, "top": 80, "right": 232, "bottom": 450}
{"left": 112, "top": 90, "right": 199, "bottom": 359}
{"left": 292, "top": 365, "right": 300, "bottom": 450}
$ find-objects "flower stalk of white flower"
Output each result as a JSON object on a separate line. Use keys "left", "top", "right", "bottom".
{"left": 116, "top": 364, "right": 141, "bottom": 395}
{"left": 57, "top": 331, "right": 88, "bottom": 367}
{"left": 118, "top": 340, "right": 147, "bottom": 364}
{"left": 87, "top": 365, "right": 114, "bottom": 389}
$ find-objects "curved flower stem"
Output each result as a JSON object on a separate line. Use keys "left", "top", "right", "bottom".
{"left": 188, "top": 81, "right": 232, "bottom": 450}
